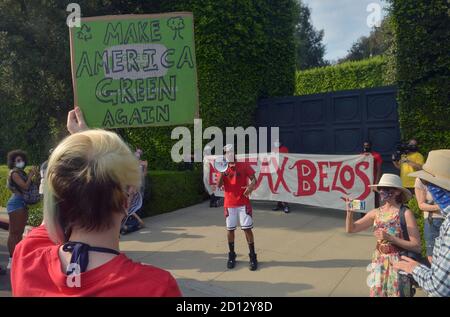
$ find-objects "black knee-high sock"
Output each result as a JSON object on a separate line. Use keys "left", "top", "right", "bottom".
{"left": 228, "top": 242, "right": 235, "bottom": 254}
{"left": 248, "top": 242, "right": 256, "bottom": 255}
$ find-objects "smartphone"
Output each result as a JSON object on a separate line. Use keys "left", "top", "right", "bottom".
{"left": 348, "top": 200, "right": 366, "bottom": 211}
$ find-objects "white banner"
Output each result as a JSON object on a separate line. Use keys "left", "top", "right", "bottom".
{"left": 203, "top": 153, "right": 375, "bottom": 211}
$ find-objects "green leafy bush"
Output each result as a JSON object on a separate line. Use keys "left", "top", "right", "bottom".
{"left": 295, "top": 56, "right": 394, "bottom": 95}
{"left": 27, "top": 205, "right": 44, "bottom": 227}
{"left": 407, "top": 197, "right": 426, "bottom": 257}
{"left": 0, "top": 165, "right": 11, "bottom": 207}
{"left": 1, "top": 166, "right": 206, "bottom": 225}
{"left": 387, "top": 0, "right": 450, "bottom": 154}
{"left": 143, "top": 170, "right": 207, "bottom": 217}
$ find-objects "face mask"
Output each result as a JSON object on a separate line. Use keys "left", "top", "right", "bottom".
{"left": 274, "top": 142, "right": 280, "bottom": 148}
{"left": 379, "top": 189, "right": 394, "bottom": 204}
{"left": 427, "top": 183, "right": 450, "bottom": 216}
{"left": 15, "top": 162, "right": 25, "bottom": 169}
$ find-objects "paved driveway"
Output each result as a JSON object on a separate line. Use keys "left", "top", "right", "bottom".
{"left": 1, "top": 203, "right": 427, "bottom": 297}
{"left": 121, "top": 201, "right": 377, "bottom": 297}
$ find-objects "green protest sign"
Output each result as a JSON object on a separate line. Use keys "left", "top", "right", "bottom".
{"left": 69, "top": 13, "right": 199, "bottom": 128}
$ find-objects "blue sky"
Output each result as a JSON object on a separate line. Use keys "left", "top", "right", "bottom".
{"left": 302, "top": 0, "right": 389, "bottom": 61}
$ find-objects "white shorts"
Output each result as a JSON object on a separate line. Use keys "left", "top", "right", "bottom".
{"left": 225, "top": 205, "right": 253, "bottom": 231}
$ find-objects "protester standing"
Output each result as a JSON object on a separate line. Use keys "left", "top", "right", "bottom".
{"left": 345, "top": 174, "right": 421, "bottom": 297}
{"left": 6, "top": 150, "right": 37, "bottom": 270}
{"left": 272, "top": 140, "right": 290, "bottom": 213}
{"left": 415, "top": 177, "right": 444, "bottom": 264}
{"left": 394, "top": 150, "right": 450, "bottom": 297}
{"left": 393, "top": 139, "right": 424, "bottom": 195}
{"left": 362, "top": 141, "right": 383, "bottom": 208}
{"left": 362, "top": 141, "right": 383, "bottom": 183}
{"left": 216, "top": 144, "right": 258, "bottom": 271}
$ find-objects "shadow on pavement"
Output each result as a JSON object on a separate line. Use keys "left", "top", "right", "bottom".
{"left": 176, "top": 277, "right": 314, "bottom": 297}
{"left": 125, "top": 250, "right": 370, "bottom": 273}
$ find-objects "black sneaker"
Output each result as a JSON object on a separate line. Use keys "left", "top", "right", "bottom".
{"left": 272, "top": 204, "right": 282, "bottom": 211}
{"left": 227, "top": 252, "right": 236, "bottom": 269}
{"left": 249, "top": 253, "right": 258, "bottom": 271}
{"left": 283, "top": 206, "right": 290, "bottom": 213}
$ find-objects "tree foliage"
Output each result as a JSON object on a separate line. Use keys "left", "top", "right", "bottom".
{"left": 0, "top": 0, "right": 298, "bottom": 169}
{"left": 294, "top": 0, "right": 328, "bottom": 70}
{"left": 338, "top": 16, "right": 395, "bottom": 64}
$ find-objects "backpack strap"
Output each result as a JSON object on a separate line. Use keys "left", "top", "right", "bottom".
{"left": 398, "top": 205, "right": 425, "bottom": 264}
{"left": 399, "top": 204, "right": 410, "bottom": 241}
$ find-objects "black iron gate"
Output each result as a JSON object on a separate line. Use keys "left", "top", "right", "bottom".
{"left": 256, "top": 86, "right": 400, "bottom": 173}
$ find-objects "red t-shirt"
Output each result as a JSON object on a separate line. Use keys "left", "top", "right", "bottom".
{"left": 222, "top": 162, "right": 255, "bottom": 208}
{"left": 11, "top": 226, "right": 181, "bottom": 297}
{"left": 371, "top": 151, "right": 383, "bottom": 181}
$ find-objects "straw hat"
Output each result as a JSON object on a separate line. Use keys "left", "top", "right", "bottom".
{"left": 409, "top": 150, "right": 450, "bottom": 191}
{"left": 369, "top": 173, "right": 412, "bottom": 203}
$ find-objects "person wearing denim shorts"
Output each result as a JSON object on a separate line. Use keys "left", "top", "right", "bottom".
{"left": 415, "top": 177, "right": 444, "bottom": 264}
{"left": 5, "top": 150, "right": 36, "bottom": 270}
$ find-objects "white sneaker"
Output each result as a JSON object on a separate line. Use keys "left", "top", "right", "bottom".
{"left": 6, "top": 257, "right": 12, "bottom": 270}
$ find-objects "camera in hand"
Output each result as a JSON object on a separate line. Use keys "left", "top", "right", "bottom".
{"left": 392, "top": 142, "right": 410, "bottom": 161}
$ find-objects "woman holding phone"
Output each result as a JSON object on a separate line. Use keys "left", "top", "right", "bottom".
{"left": 345, "top": 174, "right": 421, "bottom": 297}
{"left": 6, "top": 150, "right": 38, "bottom": 270}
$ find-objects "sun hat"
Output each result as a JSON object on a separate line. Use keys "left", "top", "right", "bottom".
{"left": 369, "top": 173, "right": 412, "bottom": 203}
{"left": 408, "top": 150, "right": 450, "bottom": 191}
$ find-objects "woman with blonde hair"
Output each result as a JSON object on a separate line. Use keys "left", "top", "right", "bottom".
{"left": 11, "top": 107, "right": 181, "bottom": 297}
{"left": 345, "top": 174, "right": 422, "bottom": 297}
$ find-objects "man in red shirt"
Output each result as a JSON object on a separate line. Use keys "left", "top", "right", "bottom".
{"left": 217, "top": 144, "right": 258, "bottom": 271}
{"left": 363, "top": 141, "right": 383, "bottom": 183}
{"left": 362, "top": 141, "right": 383, "bottom": 207}
{"left": 272, "top": 140, "right": 290, "bottom": 213}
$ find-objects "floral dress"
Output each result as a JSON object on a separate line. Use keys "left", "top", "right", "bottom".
{"left": 367, "top": 208, "right": 411, "bottom": 297}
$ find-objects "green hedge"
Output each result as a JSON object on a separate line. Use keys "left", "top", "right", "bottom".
{"left": 407, "top": 197, "right": 426, "bottom": 257}
{"left": 125, "top": 0, "right": 297, "bottom": 169}
{"left": 388, "top": 0, "right": 450, "bottom": 154}
{"left": 1, "top": 166, "right": 207, "bottom": 227}
{"left": 295, "top": 56, "right": 394, "bottom": 95}
{"left": 143, "top": 170, "right": 207, "bottom": 217}
{"left": 0, "top": 1, "right": 297, "bottom": 169}
{"left": 0, "top": 165, "right": 9, "bottom": 207}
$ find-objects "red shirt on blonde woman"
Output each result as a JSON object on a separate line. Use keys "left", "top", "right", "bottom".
{"left": 11, "top": 108, "right": 181, "bottom": 297}
{"left": 12, "top": 225, "right": 180, "bottom": 297}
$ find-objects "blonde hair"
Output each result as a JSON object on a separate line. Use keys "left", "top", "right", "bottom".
{"left": 44, "top": 130, "right": 141, "bottom": 244}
